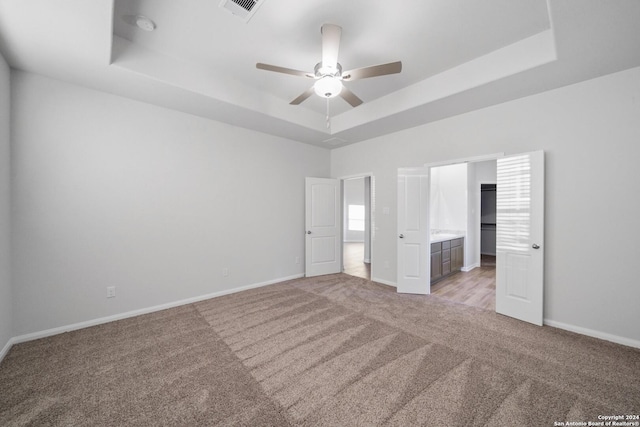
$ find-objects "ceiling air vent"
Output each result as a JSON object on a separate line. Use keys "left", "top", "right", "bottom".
{"left": 219, "top": 0, "right": 265, "bottom": 22}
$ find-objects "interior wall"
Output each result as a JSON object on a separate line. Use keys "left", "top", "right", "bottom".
{"left": 363, "top": 176, "right": 371, "bottom": 262}
{"left": 465, "top": 163, "right": 477, "bottom": 270}
{"left": 430, "top": 163, "right": 467, "bottom": 232}
{"left": 331, "top": 66, "right": 640, "bottom": 344}
{"left": 0, "top": 52, "right": 12, "bottom": 354}
{"left": 10, "top": 71, "right": 330, "bottom": 336}
{"left": 475, "top": 160, "right": 497, "bottom": 183}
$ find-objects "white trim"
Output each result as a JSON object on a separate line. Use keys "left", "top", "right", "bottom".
{"left": 0, "top": 337, "right": 15, "bottom": 364}
{"left": 418, "top": 153, "right": 503, "bottom": 293}
{"left": 544, "top": 319, "right": 640, "bottom": 349}
{"left": 11, "top": 274, "right": 304, "bottom": 345}
{"left": 364, "top": 258, "right": 371, "bottom": 263}
{"left": 343, "top": 239, "right": 365, "bottom": 243}
{"left": 337, "top": 172, "right": 375, "bottom": 181}
{"left": 372, "top": 277, "right": 397, "bottom": 288}
{"left": 461, "top": 263, "right": 478, "bottom": 272}
{"left": 423, "top": 152, "right": 504, "bottom": 168}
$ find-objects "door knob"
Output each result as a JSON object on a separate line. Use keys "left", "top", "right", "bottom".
{"left": 307, "top": 231, "right": 312, "bottom": 234}
{"left": 532, "top": 243, "right": 540, "bottom": 249}
{"left": 399, "top": 234, "right": 404, "bottom": 239}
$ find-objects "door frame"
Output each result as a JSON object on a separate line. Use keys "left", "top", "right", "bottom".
{"left": 398, "top": 152, "right": 504, "bottom": 294}
{"left": 338, "top": 173, "right": 374, "bottom": 277}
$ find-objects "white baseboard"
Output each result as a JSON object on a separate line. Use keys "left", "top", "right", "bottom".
{"left": 364, "top": 258, "right": 371, "bottom": 264}
{"left": 0, "top": 337, "right": 15, "bottom": 364}
{"left": 11, "top": 273, "right": 304, "bottom": 346}
{"left": 371, "top": 277, "right": 397, "bottom": 288}
{"left": 544, "top": 319, "right": 640, "bottom": 349}
{"left": 6, "top": 274, "right": 638, "bottom": 363}
{"left": 461, "top": 263, "right": 479, "bottom": 272}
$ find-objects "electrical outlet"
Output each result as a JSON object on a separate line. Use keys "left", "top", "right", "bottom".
{"left": 106, "top": 286, "right": 116, "bottom": 298}
{"left": 295, "top": 256, "right": 300, "bottom": 264}
{"left": 222, "top": 268, "right": 229, "bottom": 277}
{"left": 384, "top": 261, "right": 390, "bottom": 269}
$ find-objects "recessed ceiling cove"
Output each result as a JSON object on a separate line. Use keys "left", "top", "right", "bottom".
{"left": 112, "top": 0, "right": 550, "bottom": 114}
{"left": 109, "top": 0, "right": 560, "bottom": 143}
{"left": 2, "top": 0, "right": 638, "bottom": 148}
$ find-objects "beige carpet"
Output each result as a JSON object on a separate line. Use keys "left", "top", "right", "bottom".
{"left": 1, "top": 274, "right": 639, "bottom": 426}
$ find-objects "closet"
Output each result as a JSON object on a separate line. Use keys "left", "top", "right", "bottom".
{"left": 480, "top": 184, "right": 496, "bottom": 256}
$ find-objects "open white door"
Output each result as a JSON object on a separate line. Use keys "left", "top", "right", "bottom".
{"left": 397, "top": 168, "right": 430, "bottom": 294}
{"left": 496, "top": 151, "right": 545, "bottom": 325}
{"left": 305, "top": 177, "right": 341, "bottom": 277}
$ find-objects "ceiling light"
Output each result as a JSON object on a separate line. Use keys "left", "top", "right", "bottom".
{"left": 314, "top": 76, "right": 342, "bottom": 98}
{"left": 135, "top": 16, "right": 156, "bottom": 32}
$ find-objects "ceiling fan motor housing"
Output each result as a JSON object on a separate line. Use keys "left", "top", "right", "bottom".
{"left": 314, "top": 62, "right": 342, "bottom": 78}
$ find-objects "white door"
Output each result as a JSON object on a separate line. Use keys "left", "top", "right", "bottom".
{"left": 305, "top": 177, "right": 341, "bottom": 277}
{"left": 496, "top": 151, "right": 545, "bottom": 325}
{"left": 397, "top": 168, "right": 430, "bottom": 294}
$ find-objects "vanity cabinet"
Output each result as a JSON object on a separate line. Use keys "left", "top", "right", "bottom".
{"left": 431, "top": 243, "right": 442, "bottom": 280}
{"left": 431, "top": 238, "right": 464, "bottom": 283}
{"left": 451, "top": 238, "right": 464, "bottom": 272}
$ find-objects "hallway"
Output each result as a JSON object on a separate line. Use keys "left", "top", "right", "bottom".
{"left": 343, "top": 242, "right": 370, "bottom": 280}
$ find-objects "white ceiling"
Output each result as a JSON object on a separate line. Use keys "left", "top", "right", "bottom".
{"left": 1, "top": 0, "right": 639, "bottom": 148}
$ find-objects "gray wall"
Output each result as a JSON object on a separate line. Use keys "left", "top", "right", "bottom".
{"left": 10, "top": 71, "right": 330, "bottom": 336}
{"left": 5, "top": 64, "right": 640, "bottom": 349}
{"left": 430, "top": 163, "right": 467, "bottom": 232}
{"left": 331, "top": 66, "right": 640, "bottom": 345}
{"left": 0, "top": 52, "right": 12, "bottom": 355}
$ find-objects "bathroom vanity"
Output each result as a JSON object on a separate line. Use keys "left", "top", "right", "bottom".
{"left": 430, "top": 235, "right": 464, "bottom": 282}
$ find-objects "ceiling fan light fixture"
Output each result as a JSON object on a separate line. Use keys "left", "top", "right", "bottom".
{"left": 314, "top": 76, "right": 342, "bottom": 98}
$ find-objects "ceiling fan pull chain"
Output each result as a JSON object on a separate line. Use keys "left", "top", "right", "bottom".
{"left": 326, "top": 98, "right": 331, "bottom": 130}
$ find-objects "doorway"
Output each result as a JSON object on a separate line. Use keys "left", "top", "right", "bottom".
{"left": 427, "top": 161, "right": 497, "bottom": 311}
{"left": 342, "top": 176, "right": 372, "bottom": 280}
{"left": 397, "top": 151, "right": 545, "bottom": 325}
{"left": 480, "top": 183, "right": 497, "bottom": 267}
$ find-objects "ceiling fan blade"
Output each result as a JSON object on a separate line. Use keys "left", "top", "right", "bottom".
{"left": 342, "top": 61, "right": 402, "bottom": 81}
{"left": 290, "top": 87, "right": 315, "bottom": 105}
{"left": 321, "top": 24, "right": 342, "bottom": 69}
{"left": 339, "top": 86, "right": 363, "bottom": 107}
{"left": 256, "top": 63, "right": 314, "bottom": 78}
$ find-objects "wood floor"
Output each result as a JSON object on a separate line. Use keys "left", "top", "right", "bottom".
{"left": 343, "top": 242, "right": 371, "bottom": 280}
{"left": 431, "top": 255, "right": 496, "bottom": 311}
{"left": 344, "top": 244, "right": 494, "bottom": 311}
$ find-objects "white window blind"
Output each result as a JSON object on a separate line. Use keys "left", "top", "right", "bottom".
{"left": 497, "top": 155, "right": 531, "bottom": 253}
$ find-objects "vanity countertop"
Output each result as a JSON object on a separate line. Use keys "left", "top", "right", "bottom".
{"left": 430, "top": 233, "right": 465, "bottom": 244}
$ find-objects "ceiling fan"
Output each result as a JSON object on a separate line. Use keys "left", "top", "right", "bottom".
{"left": 256, "top": 24, "right": 402, "bottom": 108}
